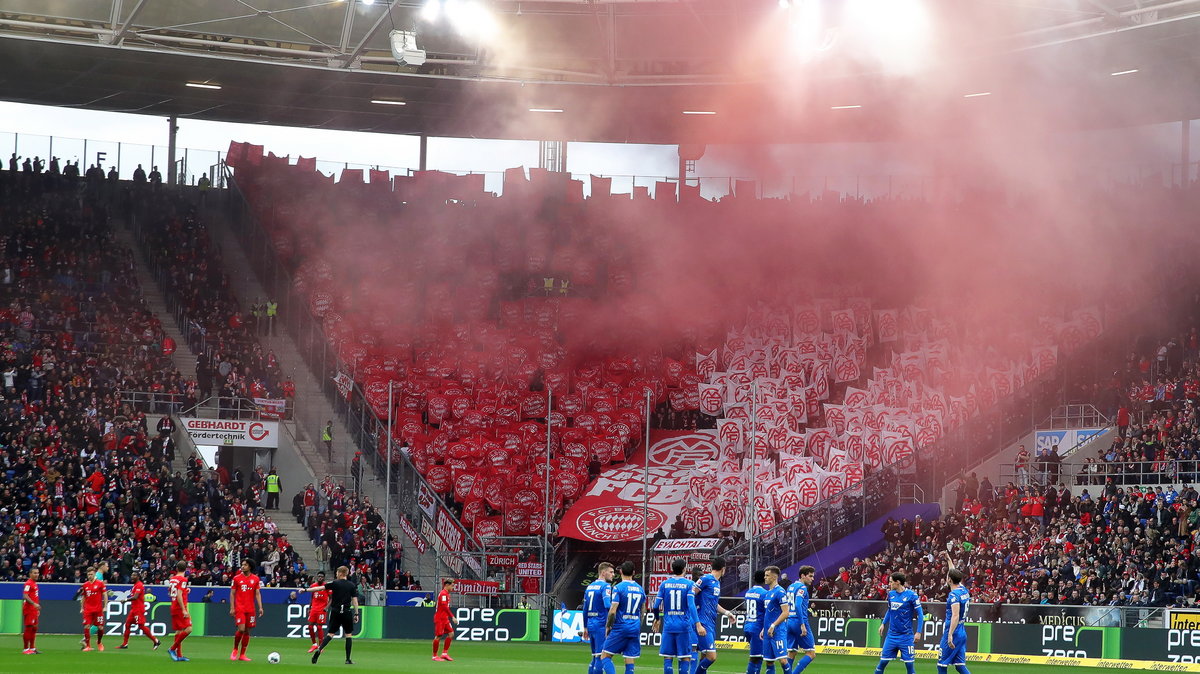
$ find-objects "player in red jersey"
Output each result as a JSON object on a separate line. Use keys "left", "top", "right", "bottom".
{"left": 22, "top": 568, "right": 40, "bottom": 654}
{"left": 79, "top": 567, "right": 109, "bottom": 651}
{"left": 432, "top": 578, "right": 458, "bottom": 662}
{"left": 167, "top": 561, "right": 193, "bottom": 661}
{"left": 301, "top": 572, "right": 331, "bottom": 653}
{"left": 119, "top": 572, "right": 161, "bottom": 650}
{"left": 229, "top": 559, "right": 263, "bottom": 661}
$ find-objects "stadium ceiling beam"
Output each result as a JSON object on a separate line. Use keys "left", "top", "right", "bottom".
{"left": 110, "top": 0, "right": 150, "bottom": 47}
{"left": 338, "top": 0, "right": 358, "bottom": 53}
{"left": 340, "top": 4, "right": 398, "bottom": 68}
{"left": 1011, "top": 0, "right": 1200, "bottom": 45}
{"left": 1084, "top": 0, "right": 1123, "bottom": 18}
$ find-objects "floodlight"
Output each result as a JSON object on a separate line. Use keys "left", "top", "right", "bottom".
{"left": 421, "top": 0, "right": 442, "bottom": 22}
{"left": 445, "top": 0, "right": 499, "bottom": 40}
{"left": 389, "top": 30, "right": 427, "bottom": 66}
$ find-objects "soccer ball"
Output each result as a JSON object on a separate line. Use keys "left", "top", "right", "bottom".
{"left": 268, "top": 652, "right": 281, "bottom": 664}
{"left": 144, "top": 593, "right": 157, "bottom": 603}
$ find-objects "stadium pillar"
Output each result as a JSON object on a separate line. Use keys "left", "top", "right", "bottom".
{"left": 384, "top": 381, "right": 393, "bottom": 593}
{"left": 748, "top": 381, "right": 758, "bottom": 574}
{"left": 418, "top": 134, "right": 428, "bottom": 172}
{"left": 1183, "top": 119, "right": 1192, "bottom": 186}
{"left": 641, "top": 390, "right": 651, "bottom": 584}
{"left": 544, "top": 386, "right": 552, "bottom": 594}
{"left": 167, "top": 115, "right": 179, "bottom": 185}
{"left": 678, "top": 155, "right": 686, "bottom": 200}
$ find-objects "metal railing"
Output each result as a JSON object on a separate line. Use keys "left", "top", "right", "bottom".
{"left": 118, "top": 389, "right": 199, "bottom": 416}
{"left": 1001, "top": 458, "right": 1199, "bottom": 488}
{"left": 1045, "top": 403, "right": 1111, "bottom": 431}
{"left": 1, "top": 130, "right": 225, "bottom": 187}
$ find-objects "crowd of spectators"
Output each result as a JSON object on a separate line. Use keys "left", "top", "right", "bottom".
{"left": 292, "top": 476, "right": 409, "bottom": 590}
{"left": 135, "top": 194, "right": 293, "bottom": 407}
{"left": 1078, "top": 309, "right": 1200, "bottom": 487}
{"left": 0, "top": 186, "right": 310, "bottom": 587}
{"left": 818, "top": 477, "right": 1200, "bottom": 607}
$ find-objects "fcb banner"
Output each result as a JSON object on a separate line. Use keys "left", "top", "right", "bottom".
{"left": 558, "top": 431, "right": 720, "bottom": 542}
{"left": 254, "top": 397, "right": 287, "bottom": 420}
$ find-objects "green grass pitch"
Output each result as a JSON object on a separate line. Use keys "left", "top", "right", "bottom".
{"left": 2, "top": 635, "right": 1091, "bottom": 672}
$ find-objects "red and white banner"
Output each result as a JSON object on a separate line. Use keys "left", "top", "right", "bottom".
{"left": 698, "top": 384, "right": 723, "bottom": 416}
{"left": 516, "top": 561, "right": 544, "bottom": 578}
{"left": 435, "top": 507, "right": 465, "bottom": 552}
{"left": 333, "top": 372, "right": 354, "bottom": 401}
{"left": 457, "top": 579, "right": 500, "bottom": 596}
{"left": 558, "top": 430, "right": 720, "bottom": 542}
{"left": 399, "top": 514, "right": 427, "bottom": 554}
{"left": 254, "top": 397, "right": 287, "bottom": 420}
{"left": 486, "top": 553, "right": 518, "bottom": 567}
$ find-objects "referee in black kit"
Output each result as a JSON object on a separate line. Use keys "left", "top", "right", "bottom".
{"left": 310, "top": 565, "right": 362, "bottom": 665}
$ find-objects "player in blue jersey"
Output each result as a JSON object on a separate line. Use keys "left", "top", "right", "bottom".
{"left": 689, "top": 567, "right": 704, "bottom": 673}
{"left": 938, "top": 552, "right": 971, "bottom": 674}
{"left": 785, "top": 565, "right": 816, "bottom": 673}
{"left": 874, "top": 572, "right": 924, "bottom": 674}
{"left": 653, "top": 559, "right": 704, "bottom": 674}
{"left": 743, "top": 570, "right": 768, "bottom": 674}
{"left": 693, "top": 557, "right": 736, "bottom": 674}
{"left": 761, "top": 566, "right": 792, "bottom": 674}
{"left": 600, "top": 561, "right": 645, "bottom": 674}
{"left": 583, "top": 562, "right": 616, "bottom": 674}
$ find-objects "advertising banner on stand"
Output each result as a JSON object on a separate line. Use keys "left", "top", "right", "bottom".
{"left": 181, "top": 417, "right": 280, "bottom": 448}
{"left": 0, "top": 600, "right": 208, "bottom": 638}
{"left": 202, "top": 604, "right": 383, "bottom": 639}
{"left": 552, "top": 610, "right": 585, "bottom": 643}
{"left": 383, "top": 607, "right": 539, "bottom": 642}
{"left": 1034, "top": 428, "right": 1106, "bottom": 455}
{"left": 559, "top": 431, "right": 720, "bottom": 542}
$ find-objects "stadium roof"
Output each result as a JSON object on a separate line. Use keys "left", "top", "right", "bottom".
{"left": 1, "top": 0, "right": 1199, "bottom": 144}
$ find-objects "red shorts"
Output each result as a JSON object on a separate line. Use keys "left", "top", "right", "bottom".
{"left": 171, "top": 612, "right": 192, "bottom": 632}
{"left": 309, "top": 611, "right": 326, "bottom": 625}
{"left": 126, "top": 611, "right": 146, "bottom": 626}
{"left": 234, "top": 611, "right": 257, "bottom": 628}
{"left": 435, "top": 617, "right": 453, "bottom": 635}
{"left": 23, "top": 610, "right": 38, "bottom": 627}
{"left": 83, "top": 611, "right": 104, "bottom": 627}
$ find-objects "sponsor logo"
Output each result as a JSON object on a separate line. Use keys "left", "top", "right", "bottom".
{"left": 552, "top": 610, "right": 584, "bottom": 642}
{"left": 248, "top": 422, "right": 269, "bottom": 441}
{"left": 454, "top": 607, "right": 538, "bottom": 642}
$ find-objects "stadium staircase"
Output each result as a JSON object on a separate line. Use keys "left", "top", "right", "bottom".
{"left": 112, "top": 217, "right": 201, "bottom": 478}
{"left": 115, "top": 205, "right": 370, "bottom": 582}
{"left": 201, "top": 199, "right": 436, "bottom": 584}
{"left": 112, "top": 219, "right": 198, "bottom": 384}
{"left": 273, "top": 515, "right": 320, "bottom": 572}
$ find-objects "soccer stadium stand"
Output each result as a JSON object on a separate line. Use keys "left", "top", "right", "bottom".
{"left": 121, "top": 191, "right": 411, "bottom": 589}
{"left": 819, "top": 478, "right": 1200, "bottom": 608}
{"left": 0, "top": 184, "right": 307, "bottom": 586}
{"left": 225, "top": 144, "right": 1118, "bottom": 559}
